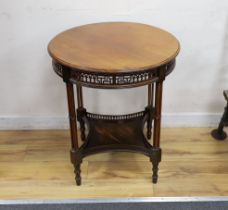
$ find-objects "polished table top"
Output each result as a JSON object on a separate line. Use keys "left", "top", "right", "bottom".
{"left": 48, "top": 22, "right": 180, "bottom": 74}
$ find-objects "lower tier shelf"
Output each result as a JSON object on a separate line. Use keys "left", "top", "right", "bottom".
{"left": 71, "top": 107, "right": 161, "bottom": 185}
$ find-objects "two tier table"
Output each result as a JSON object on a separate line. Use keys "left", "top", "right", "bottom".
{"left": 48, "top": 22, "right": 180, "bottom": 185}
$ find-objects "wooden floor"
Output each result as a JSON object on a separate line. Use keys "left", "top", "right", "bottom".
{"left": 0, "top": 128, "right": 228, "bottom": 200}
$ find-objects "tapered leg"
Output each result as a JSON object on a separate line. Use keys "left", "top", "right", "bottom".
{"left": 147, "top": 84, "right": 154, "bottom": 139}
{"left": 76, "top": 84, "right": 86, "bottom": 141}
{"left": 66, "top": 82, "right": 82, "bottom": 185}
{"left": 211, "top": 103, "right": 228, "bottom": 140}
{"left": 150, "top": 148, "right": 161, "bottom": 183}
{"left": 151, "top": 81, "right": 163, "bottom": 183}
{"left": 74, "top": 162, "right": 82, "bottom": 185}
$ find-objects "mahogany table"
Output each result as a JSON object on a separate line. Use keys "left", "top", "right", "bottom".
{"left": 48, "top": 22, "right": 180, "bottom": 185}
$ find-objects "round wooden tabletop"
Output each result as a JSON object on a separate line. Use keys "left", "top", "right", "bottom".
{"left": 48, "top": 22, "right": 180, "bottom": 73}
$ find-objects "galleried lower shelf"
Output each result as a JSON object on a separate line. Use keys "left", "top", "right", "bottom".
{"left": 72, "top": 109, "right": 161, "bottom": 185}
{"left": 48, "top": 22, "right": 180, "bottom": 185}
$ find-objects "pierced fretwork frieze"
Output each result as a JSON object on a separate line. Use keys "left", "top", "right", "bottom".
{"left": 70, "top": 71, "right": 156, "bottom": 86}
{"left": 52, "top": 59, "right": 175, "bottom": 87}
{"left": 86, "top": 111, "right": 145, "bottom": 121}
{"left": 115, "top": 72, "right": 151, "bottom": 85}
{"left": 78, "top": 73, "right": 113, "bottom": 85}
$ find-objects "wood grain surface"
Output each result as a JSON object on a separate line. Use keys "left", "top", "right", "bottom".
{"left": 0, "top": 128, "right": 227, "bottom": 200}
{"left": 48, "top": 22, "right": 180, "bottom": 73}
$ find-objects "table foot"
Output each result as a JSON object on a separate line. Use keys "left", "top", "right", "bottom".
{"left": 70, "top": 149, "right": 83, "bottom": 186}
{"left": 211, "top": 102, "right": 228, "bottom": 141}
{"left": 150, "top": 148, "right": 161, "bottom": 184}
{"left": 74, "top": 163, "right": 82, "bottom": 186}
{"left": 211, "top": 129, "right": 227, "bottom": 141}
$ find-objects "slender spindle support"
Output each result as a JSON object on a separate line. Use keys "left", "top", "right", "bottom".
{"left": 66, "top": 82, "right": 82, "bottom": 185}
{"left": 147, "top": 83, "right": 154, "bottom": 139}
{"left": 151, "top": 80, "right": 163, "bottom": 183}
{"left": 76, "top": 84, "right": 86, "bottom": 141}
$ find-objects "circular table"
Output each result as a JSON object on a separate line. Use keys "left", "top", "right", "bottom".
{"left": 48, "top": 22, "right": 180, "bottom": 185}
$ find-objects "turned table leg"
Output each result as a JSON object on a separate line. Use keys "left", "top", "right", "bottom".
{"left": 151, "top": 80, "right": 163, "bottom": 183}
{"left": 76, "top": 84, "right": 86, "bottom": 142}
{"left": 66, "top": 82, "right": 82, "bottom": 185}
{"left": 147, "top": 83, "right": 154, "bottom": 139}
